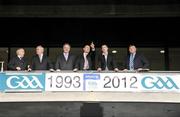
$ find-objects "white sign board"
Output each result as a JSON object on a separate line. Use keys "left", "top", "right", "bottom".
{"left": 45, "top": 72, "right": 180, "bottom": 92}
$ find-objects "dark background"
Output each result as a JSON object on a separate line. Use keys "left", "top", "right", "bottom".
{"left": 0, "top": 17, "right": 180, "bottom": 47}
{"left": 1, "top": 0, "right": 180, "bottom": 5}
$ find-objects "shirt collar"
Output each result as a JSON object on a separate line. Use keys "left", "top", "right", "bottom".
{"left": 17, "top": 55, "right": 22, "bottom": 59}
{"left": 83, "top": 52, "right": 88, "bottom": 56}
{"left": 63, "top": 52, "right": 69, "bottom": 55}
{"left": 130, "top": 52, "right": 136, "bottom": 58}
{"left": 102, "top": 52, "right": 108, "bottom": 56}
{"left": 38, "top": 54, "right": 43, "bottom": 57}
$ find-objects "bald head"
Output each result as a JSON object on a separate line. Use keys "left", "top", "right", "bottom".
{"left": 63, "top": 43, "right": 71, "bottom": 53}
{"left": 16, "top": 48, "right": 25, "bottom": 57}
{"left": 36, "top": 45, "right": 44, "bottom": 55}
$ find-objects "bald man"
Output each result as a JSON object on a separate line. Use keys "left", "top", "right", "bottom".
{"left": 55, "top": 43, "right": 76, "bottom": 71}
{"left": 8, "top": 48, "right": 29, "bottom": 71}
{"left": 123, "top": 45, "right": 149, "bottom": 71}
{"left": 31, "top": 45, "right": 53, "bottom": 71}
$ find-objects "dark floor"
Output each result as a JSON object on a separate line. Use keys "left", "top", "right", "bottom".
{"left": 0, "top": 102, "right": 180, "bottom": 117}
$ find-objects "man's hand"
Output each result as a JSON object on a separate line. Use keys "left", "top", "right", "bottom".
{"left": 56, "top": 69, "right": 61, "bottom": 72}
{"left": 27, "top": 65, "right": 31, "bottom": 72}
{"left": 49, "top": 69, "right": 55, "bottom": 72}
{"left": 73, "top": 68, "right": 78, "bottom": 72}
{"left": 27, "top": 68, "right": 32, "bottom": 72}
{"left": 123, "top": 69, "right": 128, "bottom": 71}
{"left": 97, "top": 68, "right": 102, "bottom": 72}
{"left": 16, "top": 67, "right": 21, "bottom": 71}
{"left": 90, "top": 42, "right": 95, "bottom": 51}
{"left": 114, "top": 68, "right": 119, "bottom": 72}
{"left": 137, "top": 68, "right": 143, "bottom": 71}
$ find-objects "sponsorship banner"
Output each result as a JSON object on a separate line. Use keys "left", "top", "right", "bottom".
{"left": 0, "top": 72, "right": 180, "bottom": 92}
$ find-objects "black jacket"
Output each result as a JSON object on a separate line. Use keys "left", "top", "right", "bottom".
{"left": 55, "top": 53, "right": 76, "bottom": 70}
{"left": 97, "top": 53, "right": 117, "bottom": 70}
{"left": 31, "top": 55, "right": 53, "bottom": 70}
{"left": 8, "top": 56, "right": 29, "bottom": 70}
{"left": 75, "top": 50, "right": 95, "bottom": 70}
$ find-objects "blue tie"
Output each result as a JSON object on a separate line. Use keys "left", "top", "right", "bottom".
{"left": 129, "top": 54, "right": 134, "bottom": 70}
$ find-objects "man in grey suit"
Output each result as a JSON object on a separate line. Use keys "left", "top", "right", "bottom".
{"left": 31, "top": 45, "right": 54, "bottom": 71}
{"left": 123, "top": 45, "right": 149, "bottom": 71}
{"left": 55, "top": 43, "right": 76, "bottom": 71}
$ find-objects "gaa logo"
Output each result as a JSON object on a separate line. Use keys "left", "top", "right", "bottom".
{"left": 141, "top": 76, "right": 179, "bottom": 89}
{"left": 6, "top": 76, "right": 43, "bottom": 89}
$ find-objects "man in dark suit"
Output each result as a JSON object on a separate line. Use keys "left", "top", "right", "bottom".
{"left": 123, "top": 45, "right": 149, "bottom": 70}
{"left": 97, "top": 44, "right": 119, "bottom": 72}
{"left": 31, "top": 45, "right": 54, "bottom": 71}
{"left": 74, "top": 42, "right": 95, "bottom": 71}
{"left": 8, "top": 48, "right": 29, "bottom": 71}
{"left": 55, "top": 43, "right": 76, "bottom": 71}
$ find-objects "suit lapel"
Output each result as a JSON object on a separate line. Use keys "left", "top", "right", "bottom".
{"left": 66, "top": 53, "right": 71, "bottom": 62}
{"left": 82, "top": 54, "right": 85, "bottom": 64}
{"left": 127, "top": 54, "right": 130, "bottom": 67}
{"left": 41, "top": 55, "right": 45, "bottom": 63}
{"left": 37, "top": 55, "right": 41, "bottom": 63}
{"left": 87, "top": 55, "right": 90, "bottom": 63}
{"left": 107, "top": 54, "right": 109, "bottom": 65}
{"left": 16, "top": 56, "right": 21, "bottom": 61}
{"left": 102, "top": 54, "right": 107, "bottom": 67}
{"left": 133, "top": 53, "right": 137, "bottom": 61}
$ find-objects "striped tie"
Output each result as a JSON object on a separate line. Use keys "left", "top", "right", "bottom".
{"left": 129, "top": 54, "right": 134, "bottom": 70}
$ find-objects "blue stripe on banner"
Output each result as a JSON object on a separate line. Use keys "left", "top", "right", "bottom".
{"left": 0, "top": 73, "right": 5, "bottom": 91}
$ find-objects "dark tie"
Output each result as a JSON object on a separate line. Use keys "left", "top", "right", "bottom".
{"left": 103, "top": 55, "right": 108, "bottom": 70}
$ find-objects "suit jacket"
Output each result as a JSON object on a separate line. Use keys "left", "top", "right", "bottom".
{"left": 97, "top": 53, "right": 117, "bottom": 70}
{"left": 55, "top": 53, "right": 76, "bottom": 70}
{"left": 31, "top": 55, "right": 53, "bottom": 70}
{"left": 124, "top": 53, "right": 149, "bottom": 70}
{"left": 8, "top": 56, "right": 28, "bottom": 70}
{"left": 75, "top": 50, "right": 95, "bottom": 70}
